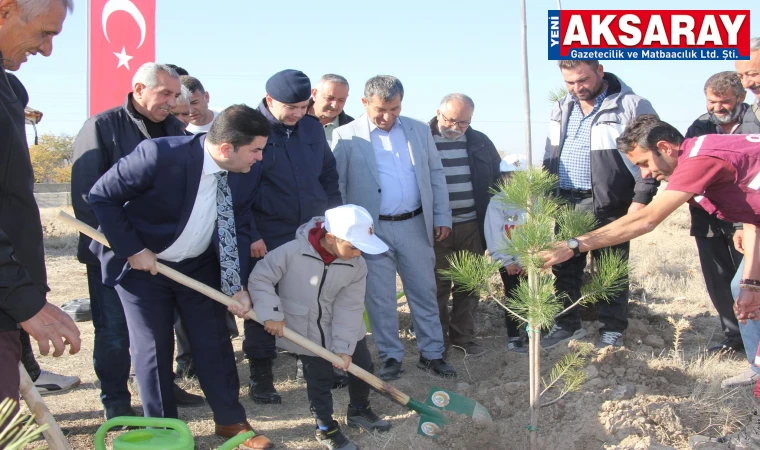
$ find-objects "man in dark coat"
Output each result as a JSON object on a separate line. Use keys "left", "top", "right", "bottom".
{"left": 244, "top": 69, "right": 342, "bottom": 404}
{"left": 428, "top": 93, "right": 501, "bottom": 357}
{"left": 71, "top": 62, "right": 200, "bottom": 420}
{"left": 0, "top": 0, "right": 81, "bottom": 412}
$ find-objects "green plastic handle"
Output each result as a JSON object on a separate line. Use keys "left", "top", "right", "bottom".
{"left": 93, "top": 417, "right": 193, "bottom": 450}
{"left": 217, "top": 431, "right": 255, "bottom": 450}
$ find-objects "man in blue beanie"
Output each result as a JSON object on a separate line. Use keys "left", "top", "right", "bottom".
{"left": 244, "top": 69, "right": 342, "bottom": 405}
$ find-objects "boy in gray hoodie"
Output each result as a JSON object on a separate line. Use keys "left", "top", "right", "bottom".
{"left": 484, "top": 157, "right": 527, "bottom": 353}
{"left": 248, "top": 205, "right": 391, "bottom": 450}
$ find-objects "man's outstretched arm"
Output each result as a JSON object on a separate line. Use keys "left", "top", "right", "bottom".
{"left": 542, "top": 190, "right": 695, "bottom": 268}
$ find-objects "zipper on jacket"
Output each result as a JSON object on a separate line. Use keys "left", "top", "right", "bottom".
{"left": 316, "top": 265, "right": 328, "bottom": 348}
{"left": 285, "top": 128, "right": 292, "bottom": 140}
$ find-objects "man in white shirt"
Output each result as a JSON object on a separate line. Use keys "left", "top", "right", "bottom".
{"left": 89, "top": 105, "right": 275, "bottom": 449}
{"left": 182, "top": 75, "right": 218, "bottom": 134}
{"left": 332, "top": 75, "right": 456, "bottom": 381}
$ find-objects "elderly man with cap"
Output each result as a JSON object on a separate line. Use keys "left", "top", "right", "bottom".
{"left": 244, "top": 69, "right": 342, "bottom": 405}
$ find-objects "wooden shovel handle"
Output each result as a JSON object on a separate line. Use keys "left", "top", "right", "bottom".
{"left": 57, "top": 211, "right": 411, "bottom": 406}
{"left": 18, "top": 363, "right": 72, "bottom": 450}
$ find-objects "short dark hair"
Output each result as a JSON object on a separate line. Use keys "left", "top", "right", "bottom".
{"left": 166, "top": 64, "right": 188, "bottom": 76}
{"left": 207, "top": 105, "right": 271, "bottom": 150}
{"left": 557, "top": 60, "right": 600, "bottom": 71}
{"left": 704, "top": 71, "right": 744, "bottom": 98}
{"left": 180, "top": 75, "right": 205, "bottom": 94}
{"left": 616, "top": 115, "right": 684, "bottom": 154}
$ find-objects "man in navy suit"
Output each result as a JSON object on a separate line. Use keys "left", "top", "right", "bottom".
{"left": 89, "top": 105, "right": 274, "bottom": 449}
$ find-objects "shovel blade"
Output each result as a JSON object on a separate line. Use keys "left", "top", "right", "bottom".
{"left": 416, "top": 386, "right": 492, "bottom": 437}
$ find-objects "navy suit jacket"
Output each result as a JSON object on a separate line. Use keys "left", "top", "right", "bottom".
{"left": 89, "top": 134, "right": 259, "bottom": 287}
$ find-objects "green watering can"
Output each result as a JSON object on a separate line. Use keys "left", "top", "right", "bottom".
{"left": 94, "top": 417, "right": 254, "bottom": 450}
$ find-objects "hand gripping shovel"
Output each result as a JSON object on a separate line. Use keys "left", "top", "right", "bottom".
{"left": 58, "top": 211, "right": 491, "bottom": 437}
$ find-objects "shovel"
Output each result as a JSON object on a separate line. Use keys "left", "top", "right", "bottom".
{"left": 57, "top": 211, "right": 491, "bottom": 437}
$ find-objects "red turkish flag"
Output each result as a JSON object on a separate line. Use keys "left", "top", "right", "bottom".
{"left": 88, "top": 0, "right": 156, "bottom": 116}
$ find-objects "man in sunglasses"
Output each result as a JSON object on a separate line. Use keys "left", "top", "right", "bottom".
{"left": 428, "top": 94, "right": 501, "bottom": 358}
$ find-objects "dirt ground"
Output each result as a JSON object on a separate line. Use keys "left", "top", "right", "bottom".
{"left": 24, "top": 206, "right": 757, "bottom": 449}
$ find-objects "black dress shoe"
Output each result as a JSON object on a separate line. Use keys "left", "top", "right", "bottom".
{"left": 417, "top": 357, "right": 457, "bottom": 378}
{"left": 378, "top": 358, "right": 403, "bottom": 381}
{"left": 104, "top": 403, "right": 136, "bottom": 421}
{"left": 173, "top": 383, "right": 205, "bottom": 408}
{"left": 707, "top": 337, "right": 745, "bottom": 354}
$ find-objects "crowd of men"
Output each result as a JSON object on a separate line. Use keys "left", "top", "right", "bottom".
{"left": 2, "top": 0, "right": 760, "bottom": 448}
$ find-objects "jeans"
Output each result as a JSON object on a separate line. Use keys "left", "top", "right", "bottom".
{"left": 731, "top": 259, "right": 760, "bottom": 374}
{"left": 87, "top": 264, "right": 132, "bottom": 408}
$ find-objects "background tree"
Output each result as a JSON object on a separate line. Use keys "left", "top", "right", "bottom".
{"left": 28, "top": 133, "right": 75, "bottom": 184}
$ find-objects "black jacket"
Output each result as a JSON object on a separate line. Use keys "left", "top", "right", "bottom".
{"left": 685, "top": 104, "right": 760, "bottom": 236}
{"left": 252, "top": 101, "right": 342, "bottom": 251}
{"left": 0, "top": 69, "right": 47, "bottom": 331}
{"left": 429, "top": 117, "right": 502, "bottom": 248}
{"left": 71, "top": 94, "right": 186, "bottom": 266}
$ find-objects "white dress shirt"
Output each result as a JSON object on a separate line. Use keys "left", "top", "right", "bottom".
{"left": 158, "top": 145, "right": 225, "bottom": 262}
{"left": 369, "top": 117, "right": 421, "bottom": 215}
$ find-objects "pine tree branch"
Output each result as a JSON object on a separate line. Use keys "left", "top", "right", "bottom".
{"left": 540, "top": 391, "right": 571, "bottom": 408}
{"left": 489, "top": 295, "right": 528, "bottom": 324}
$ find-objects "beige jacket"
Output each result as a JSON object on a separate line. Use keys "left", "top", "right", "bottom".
{"left": 248, "top": 217, "right": 368, "bottom": 356}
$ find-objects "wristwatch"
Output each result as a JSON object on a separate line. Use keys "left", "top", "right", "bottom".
{"left": 566, "top": 238, "right": 581, "bottom": 257}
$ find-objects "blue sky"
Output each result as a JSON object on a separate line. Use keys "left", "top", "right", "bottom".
{"left": 14, "top": 0, "right": 759, "bottom": 162}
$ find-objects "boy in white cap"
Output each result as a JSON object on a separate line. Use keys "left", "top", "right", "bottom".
{"left": 248, "top": 204, "right": 391, "bottom": 450}
{"left": 484, "top": 155, "right": 527, "bottom": 352}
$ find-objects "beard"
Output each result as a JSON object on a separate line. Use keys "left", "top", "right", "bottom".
{"left": 709, "top": 105, "right": 743, "bottom": 125}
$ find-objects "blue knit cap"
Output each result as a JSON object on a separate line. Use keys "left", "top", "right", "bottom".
{"left": 265, "top": 69, "right": 311, "bottom": 103}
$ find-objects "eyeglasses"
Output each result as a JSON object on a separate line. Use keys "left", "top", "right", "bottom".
{"left": 440, "top": 112, "right": 471, "bottom": 128}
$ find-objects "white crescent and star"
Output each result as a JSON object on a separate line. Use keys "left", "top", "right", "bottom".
{"left": 101, "top": 0, "right": 146, "bottom": 70}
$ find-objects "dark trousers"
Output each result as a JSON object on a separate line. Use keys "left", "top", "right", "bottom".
{"left": 300, "top": 337, "right": 373, "bottom": 427}
{"left": 553, "top": 194, "right": 630, "bottom": 333}
{"left": 499, "top": 268, "right": 523, "bottom": 338}
{"left": 695, "top": 234, "right": 742, "bottom": 340}
{"left": 115, "top": 247, "right": 245, "bottom": 425}
{"left": 0, "top": 330, "right": 21, "bottom": 411}
{"left": 176, "top": 311, "right": 239, "bottom": 372}
{"left": 19, "top": 329, "right": 40, "bottom": 381}
{"left": 87, "top": 264, "right": 132, "bottom": 408}
{"left": 434, "top": 221, "right": 483, "bottom": 346}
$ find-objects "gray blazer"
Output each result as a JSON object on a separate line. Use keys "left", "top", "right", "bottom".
{"left": 331, "top": 114, "right": 452, "bottom": 247}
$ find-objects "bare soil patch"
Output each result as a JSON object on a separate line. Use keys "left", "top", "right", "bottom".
{"left": 24, "top": 206, "right": 755, "bottom": 449}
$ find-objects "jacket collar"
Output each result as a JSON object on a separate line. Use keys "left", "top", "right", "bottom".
{"left": 258, "top": 98, "right": 298, "bottom": 135}
{"left": 123, "top": 93, "right": 185, "bottom": 138}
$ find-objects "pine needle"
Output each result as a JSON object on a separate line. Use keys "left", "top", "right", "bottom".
{"left": 0, "top": 398, "right": 48, "bottom": 450}
{"left": 437, "top": 251, "right": 502, "bottom": 298}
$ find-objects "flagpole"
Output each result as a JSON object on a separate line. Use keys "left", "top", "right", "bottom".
{"left": 86, "top": 0, "right": 91, "bottom": 118}
{"left": 520, "top": 0, "right": 532, "bottom": 167}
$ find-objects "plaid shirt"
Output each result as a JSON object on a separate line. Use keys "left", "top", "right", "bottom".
{"left": 558, "top": 87, "right": 608, "bottom": 190}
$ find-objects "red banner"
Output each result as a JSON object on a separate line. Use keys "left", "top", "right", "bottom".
{"left": 88, "top": 0, "right": 156, "bottom": 116}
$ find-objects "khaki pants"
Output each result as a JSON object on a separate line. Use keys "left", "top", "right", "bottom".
{"left": 434, "top": 221, "right": 483, "bottom": 347}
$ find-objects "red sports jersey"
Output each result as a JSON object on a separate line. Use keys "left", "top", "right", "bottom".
{"left": 666, "top": 134, "right": 760, "bottom": 226}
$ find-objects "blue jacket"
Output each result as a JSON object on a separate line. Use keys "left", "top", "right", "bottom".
{"left": 89, "top": 134, "right": 260, "bottom": 287}
{"left": 253, "top": 100, "right": 341, "bottom": 250}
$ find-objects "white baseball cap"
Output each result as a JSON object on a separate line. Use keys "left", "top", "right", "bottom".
{"left": 500, "top": 154, "right": 528, "bottom": 172}
{"left": 324, "top": 205, "right": 389, "bottom": 255}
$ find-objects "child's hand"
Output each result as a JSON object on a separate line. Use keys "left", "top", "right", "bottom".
{"left": 505, "top": 263, "right": 525, "bottom": 276}
{"left": 263, "top": 320, "right": 285, "bottom": 337}
{"left": 334, "top": 353, "right": 352, "bottom": 370}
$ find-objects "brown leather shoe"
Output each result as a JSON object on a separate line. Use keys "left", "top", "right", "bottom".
{"left": 215, "top": 421, "right": 274, "bottom": 449}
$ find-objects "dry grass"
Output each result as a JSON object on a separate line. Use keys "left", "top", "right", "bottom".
{"left": 22, "top": 204, "right": 759, "bottom": 449}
